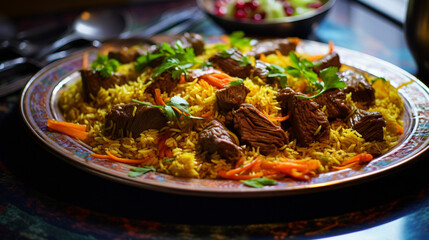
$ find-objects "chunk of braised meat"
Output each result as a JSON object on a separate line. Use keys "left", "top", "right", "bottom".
{"left": 209, "top": 49, "right": 253, "bottom": 78}
{"left": 312, "top": 52, "right": 341, "bottom": 74}
{"left": 277, "top": 88, "right": 330, "bottom": 146}
{"left": 250, "top": 39, "right": 297, "bottom": 59}
{"left": 80, "top": 69, "right": 127, "bottom": 102}
{"left": 313, "top": 89, "right": 352, "bottom": 120}
{"left": 145, "top": 72, "right": 178, "bottom": 94}
{"left": 216, "top": 84, "right": 250, "bottom": 112}
{"left": 104, "top": 102, "right": 168, "bottom": 139}
{"left": 348, "top": 109, "right": 385, "bottom": 142}
{"left": 173, "top": 32, "right": 205, "bottom": 56}
{"left": 199, "top": 120, "right": 242, "bottom": 162}
{"left": 108, "top": 45, "right": 146, "bottom": 64}
{"left": 339, "top": 70, "right": 375, "bottom": 105}
{"left": 231, "top": 103, "right": 288, "bottom": 155}
{"left": 252, "top": 60, "right": 269, "bottom": 82}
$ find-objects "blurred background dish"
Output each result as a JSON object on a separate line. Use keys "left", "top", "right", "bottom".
{"left": 197, "top": 0, "right": 336, "bottom": 37}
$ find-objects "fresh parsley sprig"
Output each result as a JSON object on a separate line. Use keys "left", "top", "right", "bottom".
{"left": 128, "top": 166, "right": 156, "bottom": 178}
{"left": 241, "top": 177, "right": 277, "bottom": 188}
{"left": 135, "top": 41, "right": 202, "bottom": 80}
{"left": 133, "top": 96, "right": 203, "bottom": 122}
{"left": 214, "top": 31, "right": 255, "bottom": 51}
{"left": 91, "top": 54, "right": 120, "bottom": 78}
{"left": 297, "top": 67, "right": 347, "bottom": 99}
{"left": 267, "top": 64, "right": 288, "bottom": 88}
{"left": 285, "top": 51, "right": 321, "bottom": 89}
{"left": 219, "top": 48, "right": 251, "bottom": 67}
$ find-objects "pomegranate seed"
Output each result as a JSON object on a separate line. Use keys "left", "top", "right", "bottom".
{"left": 252, "top": 13, "right": 263, "bottom": 21}
{"left": 216, "top": 6, "right": 228, "bottom": 16}
{"left": 235, "top": 1, "right": 246, "bottom": 9}
{"left": 308, "top": 2, "right": 323, "bottom": 9}
{"left": 282, "top": 1, "right": 292, "bottom": 8}
{"left": 215, "top": 0, "right": 224, "bottom": 8}
{"left": 285, "top": 7, "right": 294, "bottom": 16}
{"left": 234, "top": 9, "right": 247, "bottom": 19}
{"left": 246, "top": 1, "right": 259, "bottom": 11}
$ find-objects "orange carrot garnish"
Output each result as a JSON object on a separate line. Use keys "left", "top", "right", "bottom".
{"left": 92, "top": 151, "right": 149, "bottom": 164}
{"left": 154, "top": 88, "right": 165, "bottom": 106}
{"left": 47, "top": 119, "right": 88, "bottom": 140}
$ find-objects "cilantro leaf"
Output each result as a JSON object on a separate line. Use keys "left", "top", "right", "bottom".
{"left": 267, "top": 64, "right": 288, "bottom": 88}
{"left": 229, "top": 78, "right": 244, "bottom": 85}
{"left": 132, "top": 96, "right": 203, "bottom": 122}
{"left": 91, "top": 54, "right": 120, "bottom": 78}
{"left": 241, "top": 177, "right": 277, "bottom": 188}
{"left": 136, "top": 41, "right": 201, "bottom": 80}
{"left": 128, "top": 166, "right": 156, "bottom": 178}
{"left": 164, "top": 158, "right": 175, "bottom": 162}
{"left": 229, "top": 31, "right": 254, "bottom": 49}
{"left": 298, "top": 67, "right": 346, "bottom": 99}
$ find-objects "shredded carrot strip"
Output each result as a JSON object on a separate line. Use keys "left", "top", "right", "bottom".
{"left": 179, "top": 74, "right": 186, "bottom": 84}
{"left": 341, "top": 153, "right": 373, "bottom": 166}
{"left": 200, "top": 112, "right": 212, "bottom": 119}
{"left": 200, "top": 74, "right": 234, "bottom": 88}
{"left": 154, "top": 88, "right": 165, "bottom": 105}
{"left": 235, "top": 156, "right": 245, "bottom": 169}
{"left": 263, "top": 111, "right": 290, "bottom": 122}
{"left": 260, "top": 160, "right": 319, "bottom": 180}
{"left": 218, "top": 170, "right": 263, "bottom": 180}
{"left": 328, "top": 40, "right": 335, "bottom": 54}
{"left": 396, "top": 123, "right": 404, "bottom": 134}
{"left": 220, "top": 34, "right": 230, "bottom": 44}
{"left": 210, "top": 72, "right": 232, "bottom": 79}
{"left": 47, "top": 119, "right": 88, "bottom": 140}
{"left": 288, "top": 37, "right": 301, "bottom": 46}
{"left": 223, "top": 158, "right": 258, "bottom": 176}
{"left": 275, "top": 50, "right": 288, "bottom": 66}
{"left": 260, "top": 53, "right": 267, "bottom": 62}
{"left": 156, "top": 131, "right": 172, "bottom": 159}
{"left": 91, "top": 151, "right": 149, "bottom": 164}
{"left": 82, "top": 51, "right": 88, "bottom": 68}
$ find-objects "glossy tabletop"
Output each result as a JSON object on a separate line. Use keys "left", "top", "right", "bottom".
{"left": 1, "top": 0, "right": 428, "bottom": 239}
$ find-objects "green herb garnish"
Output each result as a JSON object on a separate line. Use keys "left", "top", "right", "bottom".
{"left": 128, "top": 166, "right": 156, "bottom": 178}
{"left": 135, "top": 41, "right": 201, "bottom": 80}
{"left": 219, "top": 48, "right": 251, "bottom": 67}
{"left": 229, "top": 78, "right": 244, "bottom": 86}
{"left": 91, "top": 54, "right": 120, "bottom": 78}
{"left": 371, "top": 77, "right": 387, "bottom": 84}
{"left": 133, "top": 96, "right": 203, "bottom": 122}
{"left": 241, "top": 177, "right": 277, "bottom": 188}
{"left": 229, "top": 31, "right": 254, "bottom": 49}
{"left": 164, "top": 158, "right": 175, "bottom": 162}
{"left": 298, "top": 67, "right": 347, "bottom": 99}
{"left": 285, "top": 51, "right": 321, "bottom": 89}
{"left": 267, "top": 64, "right": 288, "bottom": 88}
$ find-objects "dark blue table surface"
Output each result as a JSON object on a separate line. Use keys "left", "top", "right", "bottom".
{"left": 1, "top": 0, "right": 428, "bottom": 239}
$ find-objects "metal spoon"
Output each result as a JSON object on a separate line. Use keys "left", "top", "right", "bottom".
{"left": 35, "top": 9, "right": 128, "bottom": 59}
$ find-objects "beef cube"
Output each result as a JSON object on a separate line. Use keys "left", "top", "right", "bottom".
{"left": 173, "top": 32, "right": 205, "bottom": 56}
{"left": 104, "top": 102, "right": 168, "bottom": 139}
{"left": 313, "top": 89, "right": 352, "bottom": 120}
{"left": 348, "top": 109, "right": 386, "bottom": 141}
{"left": 277, "top": 88, "right": 330, "bottom": 146}
{"left": 250, "top": 39, "right": 297, "bottom": 58}
{"left": 199, "top": 120, "right": 242, "bottom": 161}
{"left": 251, "top": 60, "right": 269, "bottom": 82}
{"left": 312, "top": 52, "right": 341, "bottom": 74}
{"left": 216, "top": 84, "right": 250, "bottom": 112}
{"left": 339, "top": 70, "right": 375, "bottom": 105}
{"left": 108, "top": 45, "right": 146, "bottom": 64}
{"left": 145, "top": 72, "right": 178, "bottom": 94}
{"left": 231, "top": 103, "right": 288, "bottom": 154}
{"left": 209, "top": 49, "right": 253, "bottom": 78}
{"left": 80, "top": 69, "right": 127, "bottom": 102}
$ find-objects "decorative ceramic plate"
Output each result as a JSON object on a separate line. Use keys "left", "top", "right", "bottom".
{"left": 20, "top": 37, "right": 429, "bottom": 197}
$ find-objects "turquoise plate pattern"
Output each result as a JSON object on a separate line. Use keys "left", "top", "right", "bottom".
{"left": 20, "top": 37, "right": 429, "bottom": 197}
